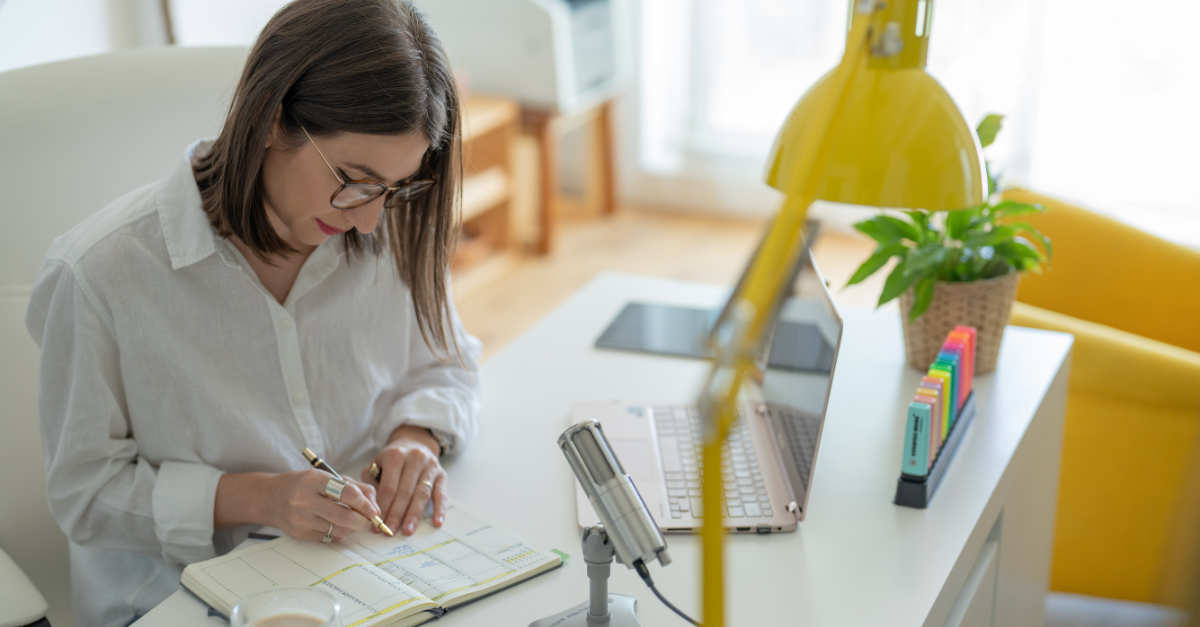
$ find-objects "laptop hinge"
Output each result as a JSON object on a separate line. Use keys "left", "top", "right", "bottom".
{"left": 758, "top": 405, "right": 802, "bottom": 515}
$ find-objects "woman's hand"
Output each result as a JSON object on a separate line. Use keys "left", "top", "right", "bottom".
{"left": 365, "top": 425, "right": 447, "bottom": 535}
{"left": 259, "top": 470, "right": 381, "bottom": 542}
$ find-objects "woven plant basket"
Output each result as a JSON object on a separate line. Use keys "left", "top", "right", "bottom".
{"left": 897, "top": 271, "right": 1020, "bottom": 374}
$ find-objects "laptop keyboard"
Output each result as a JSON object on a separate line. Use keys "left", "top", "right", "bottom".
{"left": 653, "top": 405, "right": 775, "bottom": 520}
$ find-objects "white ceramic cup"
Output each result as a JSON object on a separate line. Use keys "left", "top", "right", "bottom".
{"left": 229, "top": 586, "right": 341, "bottom": 627}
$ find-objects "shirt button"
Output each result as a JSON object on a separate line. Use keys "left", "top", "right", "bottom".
{"left": 292, "top": 391, "right": 307, "bottom": 406}
{"left": 278, "top": 318, "right": 293, "bottom": 331}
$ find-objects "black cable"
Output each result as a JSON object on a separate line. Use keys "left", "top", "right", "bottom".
{"left": 634, "top": 560, "right": 702, "bottom": 626}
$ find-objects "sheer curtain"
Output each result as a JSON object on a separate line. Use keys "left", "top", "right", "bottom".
{"left": 630, "top": 0, "right": 1200, "bottom": 247}
{"left": 1028, "top": 0, "right": 1200, "bottom": 246}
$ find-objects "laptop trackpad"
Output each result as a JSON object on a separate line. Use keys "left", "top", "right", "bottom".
{"left": 610, "top": 439, "right": 656, "bottom": 483}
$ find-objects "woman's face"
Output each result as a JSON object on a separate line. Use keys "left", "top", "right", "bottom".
{"left": 260, "top": 122, "right": 432, "bottom": 252}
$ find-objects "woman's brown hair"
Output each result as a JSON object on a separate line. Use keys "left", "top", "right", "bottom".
{"left": 195, "top": 0, "right": 461, "bottom": 354}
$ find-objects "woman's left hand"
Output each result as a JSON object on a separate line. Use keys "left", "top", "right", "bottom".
{"left": 365, "top": 425, "right": 447, "bottom": 536}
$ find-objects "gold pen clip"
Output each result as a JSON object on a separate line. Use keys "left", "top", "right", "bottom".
{"left": 302, "top": 448, "right": 394, "bottom": 537}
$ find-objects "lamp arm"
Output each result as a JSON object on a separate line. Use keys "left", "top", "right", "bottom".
{"left": 697, "top": 3, "right": 881, "bottom": 627}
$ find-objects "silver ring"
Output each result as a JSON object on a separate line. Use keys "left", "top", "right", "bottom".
{"left": 324, "top": 477, "right": 347, "bottom": 501}
{"left": 323, "top": 522, "right": 334, "bottom": 544}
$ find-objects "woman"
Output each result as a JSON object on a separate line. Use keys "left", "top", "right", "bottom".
{"left": 24, "top": 1, "right": 480, "bottom": 623}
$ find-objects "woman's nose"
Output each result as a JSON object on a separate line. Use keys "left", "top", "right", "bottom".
{"left": 345, "top": 201, "right": 383, "bottom": 235}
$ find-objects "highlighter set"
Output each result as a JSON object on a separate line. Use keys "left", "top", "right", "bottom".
{"left": 895, "top": 327, "right": 980, "bottom": 508}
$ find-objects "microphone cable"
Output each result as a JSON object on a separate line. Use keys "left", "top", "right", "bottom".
{"left": 634, "top": 560, "right": 702, "bottom": 626}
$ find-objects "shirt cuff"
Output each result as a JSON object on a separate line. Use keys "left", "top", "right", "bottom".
{"left": 375, "top": 389, "right": 476, "bottom": 456}
{"left": 152, "top": 461, "right": 224, "bottom": 566}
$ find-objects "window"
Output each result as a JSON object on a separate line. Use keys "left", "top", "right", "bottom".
{"left": 633, "top": 0, "right": 1200, "bottom": 246}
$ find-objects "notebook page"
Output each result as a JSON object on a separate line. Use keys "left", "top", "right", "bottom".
{"left": 341, "top": 501, "right": 560, "bottom": 607}
{"left": 183, "top": 535, "right": 437, "bottom": 625}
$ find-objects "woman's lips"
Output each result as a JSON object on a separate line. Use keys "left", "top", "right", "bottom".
{"left": 316, "top": 218, "right": 346, "bottom": 236}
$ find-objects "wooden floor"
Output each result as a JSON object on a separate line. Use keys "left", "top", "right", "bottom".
{"left": 453, "top": 207, "right": 886, "bottom": 361}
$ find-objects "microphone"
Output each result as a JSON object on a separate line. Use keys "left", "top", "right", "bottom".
{"left": 558, "top": 420, "right": 671, "bottom": 569}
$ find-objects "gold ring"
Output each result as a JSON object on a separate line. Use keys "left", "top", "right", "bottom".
{"left": 368, "top": 463, "right": 382, "bottom": 481}
{"left": 420, "top": 480, "right": 434, "bottom": 490}
{"left": 323, "top": 522, "right": 334, "bottom": 544}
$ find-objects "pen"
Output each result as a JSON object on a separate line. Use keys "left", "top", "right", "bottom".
{"left": 303, "top": 448, "right": 395, "bottom": 537}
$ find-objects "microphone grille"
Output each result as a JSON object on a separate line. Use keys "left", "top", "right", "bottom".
{"left": 573, "top": 428, "right": 616, "bottom": 484}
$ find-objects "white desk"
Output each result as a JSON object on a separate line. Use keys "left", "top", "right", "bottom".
{"left": 138, "top": 272, "right": 1071, "bottom": 627}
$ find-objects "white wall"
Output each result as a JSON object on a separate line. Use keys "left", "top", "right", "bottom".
{"left": 0, "top": 0, "right": 169, "bottom": 74}
{"left": 0, "top": 0, "right": 116, "bottom": 73}
{"left": 0, "top": 0, "right": 286, "bottom": 75}
{"left": 170, "top": 0, "right": 288, "bottom": 46}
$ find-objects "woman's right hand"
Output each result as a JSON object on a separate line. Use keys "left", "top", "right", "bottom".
{"left": 260, "top": 470, "right": 381, "bottom": 543}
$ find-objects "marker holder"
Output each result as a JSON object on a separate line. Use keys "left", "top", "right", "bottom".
{"left": 894, "top": 391, "right": 978, "bottom": 509}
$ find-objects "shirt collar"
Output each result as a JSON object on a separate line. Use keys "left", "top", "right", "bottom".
{"left": 157, "top": 139, "right": 221, "bottom": 270}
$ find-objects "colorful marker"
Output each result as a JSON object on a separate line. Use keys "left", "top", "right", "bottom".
{"left": 904, "top": 399, "right": 934, "bottom": 478}
{"left": 900, "top": 327, "right": 978, "bottom": 480}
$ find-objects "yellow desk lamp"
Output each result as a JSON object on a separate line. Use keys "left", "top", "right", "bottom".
{"left": 696, "top": 1, "right": 986, "bottom": 624}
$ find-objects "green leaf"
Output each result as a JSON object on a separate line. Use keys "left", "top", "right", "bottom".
{"left": 994, "top": 237, "right": 1046, "bottom": 272}
{"left": 983, "top": 258, "right": 1014, "bottom": 277}
{"left": 941, "top": 246, "right": 961, "bottom": 275}
{"left": 905, "top": 210, "right": 930, "bottom": 229}
{"left": 878, "top": 257, "right": 921, "bottom": 306}
{"left": 874, "top": 214, "right": 922, "bottom": 243}
{"left": 910, "top": 277, "right": 936, "bottom": 320}
{"left": 853, "top": 218, "right": 904, "bottom": 245}
{"left": 945, "top": 207, "right": 977, "bottom": 240}
{"left": 1006, "top": 221, "right": 1053, "bottom": 258}
{"left": 977, "top": 114, "right": 1004, "bottom": 148}
{"left": 846, "top": 243, "right": 907, "bottom": 287}
{"left": 963, "top": 225, "right": 1016, "bottom": 249}
{"left": 904, "top": 210, "right": 933, "bottom": 245}
{"left": 991, "top": 200, "right": 1044, "bottom": 218}
{"left": 993, "top": 248, "right": 1031, "bottom": 273}
{"left": 905, "top": 244, "right": 948, "bottom": 278}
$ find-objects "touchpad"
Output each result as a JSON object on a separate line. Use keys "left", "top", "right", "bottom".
{"left": 609, "top": 439, "right": 657, "bottom": 483}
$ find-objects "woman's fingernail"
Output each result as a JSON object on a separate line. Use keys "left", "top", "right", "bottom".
{"left": 435, "top": 516, "right": 443, "bottom": 525}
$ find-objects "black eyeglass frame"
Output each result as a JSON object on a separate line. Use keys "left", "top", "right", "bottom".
{"left": 302, "top": 126, "right": 438, "bottom": 210}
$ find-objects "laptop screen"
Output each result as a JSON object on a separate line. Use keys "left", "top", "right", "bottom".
{"left": 743, "top": 248, "right": 843, "bottom": 518}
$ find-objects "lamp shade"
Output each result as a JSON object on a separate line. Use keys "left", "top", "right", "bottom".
{"left": 764, "top": 1, "right": 986, "bottom": 211}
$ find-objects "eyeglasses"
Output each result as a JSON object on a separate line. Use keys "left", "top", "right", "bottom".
{"left": 302, "top": 126, "right": 437, "bottom": 210}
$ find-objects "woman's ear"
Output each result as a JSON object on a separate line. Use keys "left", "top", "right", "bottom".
{"left": 265, "top": 104, "right": 284, "bottom": 150}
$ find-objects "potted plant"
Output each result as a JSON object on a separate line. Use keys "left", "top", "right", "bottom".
{"left": 845, "top": 115, "right": 1051, "bottom": 373}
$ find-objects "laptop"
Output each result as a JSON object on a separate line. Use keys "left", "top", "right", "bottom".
{"left": 571, "top": 245, "right": 843, "bottom": 533}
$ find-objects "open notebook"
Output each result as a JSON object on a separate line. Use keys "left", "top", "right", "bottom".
{"left": 182, "top": 502, "right": 562, "bottom": 627}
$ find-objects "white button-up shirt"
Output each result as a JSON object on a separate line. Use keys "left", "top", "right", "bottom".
{"left": 25, "top": 141, "right": 482, "bottom": 625}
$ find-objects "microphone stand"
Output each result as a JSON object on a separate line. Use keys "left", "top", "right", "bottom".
{"left": 529, "top": 524, "right": 641, "bottom": 626}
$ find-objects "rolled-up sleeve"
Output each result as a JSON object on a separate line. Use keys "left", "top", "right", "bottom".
{"left": 27, "top": 259, "right": 223, "bottom": 567}
{"left": 374, "top": 295, "right": 482, "bottom": 456}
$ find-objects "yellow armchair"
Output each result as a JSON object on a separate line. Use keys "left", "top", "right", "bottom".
{"left": 1003, "top": 190, "right": 1200, "bottom": 604}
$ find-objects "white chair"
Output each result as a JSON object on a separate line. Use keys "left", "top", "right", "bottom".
{"left": 0, "top": 547, "right": 47, "bottom": 627}
{"left": 0, "top": 46, "right": 246, "bottom": 627}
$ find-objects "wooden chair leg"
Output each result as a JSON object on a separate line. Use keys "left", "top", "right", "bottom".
{"left": 525, "top": 109, "right": 558, "bottom": 255}
{"left": 597, "top": 100, "right": 617, "bottom": 216}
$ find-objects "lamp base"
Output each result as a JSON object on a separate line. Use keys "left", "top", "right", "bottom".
{"left": 528, "top": 594, "right": 641, "bottom": 627}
